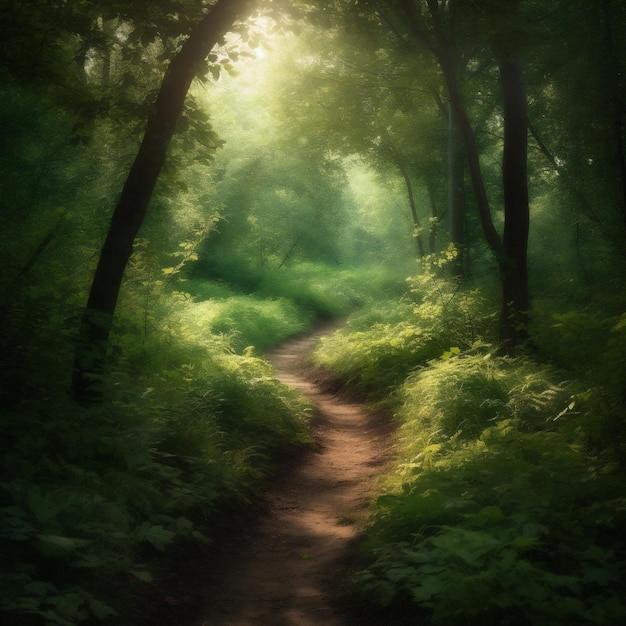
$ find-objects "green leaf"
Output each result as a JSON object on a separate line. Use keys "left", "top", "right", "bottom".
{"left": 130, "top": 569, "right": 153, "bottom": 583}
{"left": 88, "top": 597, "right": 120, "bottom": 619}
{"left": 24, "top": 580, "right": 58, "bottom": 596}
{"left": 511, "top": 535, "right": 539, "bottom": 551}
{"left": 411, "top": 576, "right": 446, "bottom": 602}
{"left": 581, "top": 567, "right": 618, "bottom": 586}
{"left": 471, "top": 505, "right": 506, "bottom": 526}
{"left": 136, "top": 523, "right": 175, "bottom": 551}
{"left": 27, "top": 487, "right": 63, "bottom": 524}
{"left": 72, "top": 555, "right": 106, "bottom": 569}
{"left": 36, "top": 534, "right": 89, "bottom": 551}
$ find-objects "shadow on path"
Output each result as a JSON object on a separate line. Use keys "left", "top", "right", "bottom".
{"left": 139, "top": 322, "right": 395, "bottom": 626}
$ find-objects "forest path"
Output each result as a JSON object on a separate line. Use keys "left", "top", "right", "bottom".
{"left": 193, "top": 321, "right": 395, "bottom": 625}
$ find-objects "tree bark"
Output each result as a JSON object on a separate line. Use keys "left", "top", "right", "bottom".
{"left": 601, "top": 0, "right": 626, "bottom": 233}
{"left": 382, "top": 135, "right": 426, "bottom": 258}
{"left": 72, "top": 0, "right": 254, "bottom": 404}
{"left": 401, "top": 0, "right": 531, "bottom": 350}
{"left": 397, "top": 159, "right": 426, "bottom": 258}
{"left": 438, "top": 53, "right": 504, "bottom": 259}
{"left": 447, "top": 103, "right": 466, "bottom": 275}
{"left": 498, "top": 57, "right": 530, "bottom": 348}
{"left": 426, "top": 179, "right": 438, "bottom": 255}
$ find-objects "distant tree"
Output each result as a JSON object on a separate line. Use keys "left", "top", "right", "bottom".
{"left": 300, "top": 0, "right": 527, "bottom": 343}
{"left": 267, "top": 17, "right": 447, "bottom": 259}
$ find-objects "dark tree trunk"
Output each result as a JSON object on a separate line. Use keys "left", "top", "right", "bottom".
{"left": 383, "top": 135, "right": 426, "bottom": 258}
{"left": 402, "top": 0, "right": 531, "bottom": 350}
{"left": 397, "top": 159, "right": 426, "bottom": 258}
{"left": 438, "top": 49, "right": 530, "bottom": 350}
{"left": 72, "top": 0, "right": 253, "bottom": 404}
{"left": 426, "top": 179, "right": 438, "bottom": 254}
{"left": 498, "top": 57, "right": 529, "bottom": 349}
{"left": 602, "top": 0, "right": 626, "bottom": 233}
{"left": 448, "top": 104, "right": 466, "bottom": 275}
{"left": 438, "top": 53, "right": 504, "bottom": 259}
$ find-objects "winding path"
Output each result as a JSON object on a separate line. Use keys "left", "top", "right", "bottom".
{"left": 150, "top": 323, "right": 394, "bottom": 626}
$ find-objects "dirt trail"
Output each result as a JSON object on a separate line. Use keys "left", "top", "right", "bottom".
{"left": 163, "top": 323, "right": 394, "bottom": 626}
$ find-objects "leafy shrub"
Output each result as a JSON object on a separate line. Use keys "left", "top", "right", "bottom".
{"left": 531, "top": 305, "right": 626, "bottom": 464}
{"left": 200, "top": 296, "right": 312, "bottom": 353}
{"left": 396, "top": 353, "right": 572, "bottom": 449}
{"left": 181, "top": 278, "right": 241, "bottom": 301}
{"left": 312, "top": 268, "right": 495, "bottom": 397}
{"left": 257, "top": 262, "right": 404, "bottom": 319}
{"left": 355, "top": 353, "right": 626, "bottom": 625}
{"left": 313, "top": 305, "right": 446, "bottom": 396}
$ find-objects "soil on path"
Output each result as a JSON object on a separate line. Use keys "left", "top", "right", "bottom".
{"left": 146, "top": 323, "right": 395, "bottom": 626}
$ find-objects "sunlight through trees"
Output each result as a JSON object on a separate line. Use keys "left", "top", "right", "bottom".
{"left": 1, "top": 0, "right": 626, "bottom": 623}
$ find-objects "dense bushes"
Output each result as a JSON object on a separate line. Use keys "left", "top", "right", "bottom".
{"left": 186, "top": 261, "right": 405, "bottom": 326}
{"left": 312, "top": 264, "right": 496, "bottom": 397}
{"left": 358, "top": 355, "right": 626, "bottom": 625}
{"left": 0, "top": 282, "right": 315, "bottom": 625}
{"left": 0, "top": 251, "right": 405, "bottom": 624}
{"left": 313, "top": 267, "right": 626, "bottom": 625}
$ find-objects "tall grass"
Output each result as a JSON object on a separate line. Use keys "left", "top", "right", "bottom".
{"left": 0, "top": 284, "right": 312, "bottom": 625}
{"left": 313, "top": 268, "right": 495, "bottom": 397}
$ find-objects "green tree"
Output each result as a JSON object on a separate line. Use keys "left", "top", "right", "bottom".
{"left": 72, "top": 0, "right": 256, "bottom": 403}
{"left": 305, "top": 0, "right": 530, "bottom": 345}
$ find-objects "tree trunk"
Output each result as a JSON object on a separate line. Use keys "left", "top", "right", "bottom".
{"left": 426, "top": 179, "right": 438, "bottom": 254}
{"left": 498, "top": 57, "right": 529, "bottom": 349}
{"left": 72, "top": 0, "right": 254, "bottom": 404}
{"left": 438, "top": 52, "right": 530, "bottom": 349}
{"left": 602, "top": 0, "right": 626, "bottom": 233}
{"left": 438, "top": 53, "right": 504, "bottom": 259}
{"left": 382, "top": 135, "right": 426, "bottom": 257}
{"left": 397, "top": 159, "right": 426, "bottom": 258}
{"left": 448, "top": 104, "right": 466, "bottom": 275}
{"left": 402, "top": 0, "right": 530, "bottom": 350}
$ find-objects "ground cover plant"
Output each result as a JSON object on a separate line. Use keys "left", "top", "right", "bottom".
{"left": 181, "top": 262, "right": 407, "bottom": 353}
{"left": 0, "top": 283, "right": 315, "bottom": 626}
{"left": 313, "top": 272, "right": 626, "bottom": 625}
{"left": 312, "top": 259, "right": 496, "bottom": 397}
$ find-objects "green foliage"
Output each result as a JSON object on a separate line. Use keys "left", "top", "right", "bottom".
{"left": 531, "top": 303, "right": 626, "bottom": 464}
{"left": 186, "top": 261, "right": 405, "bottom": 330}
{"left": 0, "top": 276, "right": 312, "bottom": 624}
{"left": 258, "top": 263, "right": 404, "bottom": 320}
{"left": 313, "top": 300, "right": 444, "bottom": 394}
{"left": 353, "top": 351, "right": 626, "bottom": 625}
{"left": 396, "top": 353, "right": 572, "bottom": 448}
{"left": 3, "top": 2, "right": 626, "bottom": 624}
{"left": 313, "top": 262, "right": 496, "bottom": 397}
{"left": 173, "top": 294, "right": 311, "bottom": 353}
{"left": 310, "top": 267, "right": 626, "bottom": 625}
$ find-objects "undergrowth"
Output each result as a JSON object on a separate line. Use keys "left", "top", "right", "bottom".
{"left": 1, "top": 247, "right": 397, "bottom": 624}
{"left": 359, "top": 354, "right": 626, "bottom": 625}
{"left": 174, "top": 294, "right": 312, "bottom": 353}
{"left": 188, "top": 260, "right": 405, "bottom": 321}
{"left": 0, "top": 283, "right": 312, "bottom": 625}
{"left": 313, "top": 262, "right": 496, "bottom": 397}
{"left": 179, "top": 262, "right": 406, "bottom": 354}
{"left": 314, "top": 260, "right": 626, "bottom": 625}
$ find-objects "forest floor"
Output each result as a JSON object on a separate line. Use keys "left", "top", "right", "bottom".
{"left": 142, "top": 322, "right": 396, "bottom": 626}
